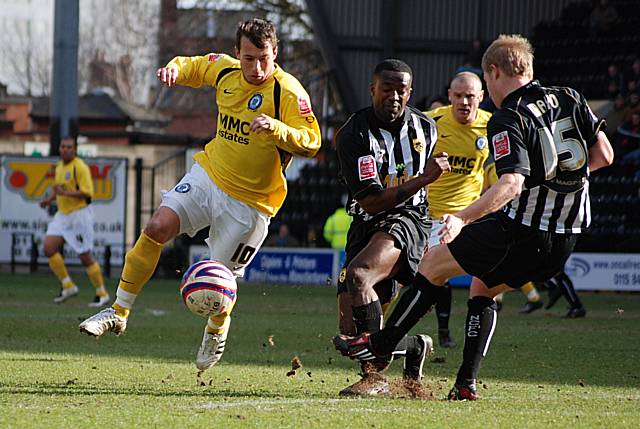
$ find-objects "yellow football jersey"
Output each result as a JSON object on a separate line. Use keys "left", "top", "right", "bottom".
{"left": 425, "top": 105, "right": 492, "bottom": 219}
{"left": 167, "top": 53, "right": 321, "bottom": 217}
{"left": 54, "top": 157, "right": 93, "bottom": 214}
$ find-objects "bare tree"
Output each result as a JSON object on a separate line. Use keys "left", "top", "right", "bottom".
{"left": 0, "top": 18, "right": 52, "bottom": 96}
{"left": 79, "top": 0, "right": 161, "bottom": 106}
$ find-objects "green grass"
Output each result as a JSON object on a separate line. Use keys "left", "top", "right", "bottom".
{"left": 0, "top": 272, "right": 639, "bottom": 428}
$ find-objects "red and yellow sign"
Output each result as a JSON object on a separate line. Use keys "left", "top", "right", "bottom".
{"left": 5, "top": 159, "right": 116, "bottom": 201}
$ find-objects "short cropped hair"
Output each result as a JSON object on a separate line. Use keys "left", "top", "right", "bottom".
{"left": 482, "top": 34, "right": 534, "bottom": 80}
{"left": 373, "top": 59, "right": 413, "bottom": 80}
{"left": 236, "top": 18, "right": 279, "bottom": 50}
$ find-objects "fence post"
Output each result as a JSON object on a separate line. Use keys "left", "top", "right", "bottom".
{"left": 11, "top": 233, "right": 16, "bottom": 274}
{"left": 104, "top": 245, "right": 112, "bottom": 279}
{"left": 134, "top": 157, "right": 143, "bottom": 239}
{"left": 29, "top": 234, "right": 38, "bottom": 273}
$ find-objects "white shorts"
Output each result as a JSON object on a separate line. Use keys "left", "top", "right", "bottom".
{"left": 427, "top": 218, "right": 445, "bottom": 249}
{"left": 160, "top": 163, "right": 270, "bottom": 277}
{"left": 46, "top": 205, "right": 95, "bottom": 254}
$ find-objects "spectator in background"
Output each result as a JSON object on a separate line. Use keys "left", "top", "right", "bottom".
{"left": 616, "top": 111, "right": 640, "bottom": 157}
{"left": 323, "top": 205, "right": 352, "bottom": 250}
{"left": 625, "top": 59, "right": 640, "bottom": 91}
{"left": 589, "top": 0, "right": 618, "bottom": 36}
{"left": 427, "top": 96, "right": 447, "bottom": 110}
{"left": 605, "top": 63, "right": 624, "bottom": 99}
{"left": 605, "top": 94, "right": 627, "bottom": 137}
{"left": 265, "top": 223, "right": 300, "bottom": 247}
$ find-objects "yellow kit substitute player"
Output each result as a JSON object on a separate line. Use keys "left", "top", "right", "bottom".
{"left": 425, "top": 72, "right": 492, "bottom": 348}
{"left": 39, "top": 138, "right": 109, "bottom": 307}
{"left": 80, "top": 19, "right": 321, "bottom": 372}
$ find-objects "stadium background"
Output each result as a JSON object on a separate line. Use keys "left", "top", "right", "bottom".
{"left": 0, "top": 0, "right": 638, "bottom": 286}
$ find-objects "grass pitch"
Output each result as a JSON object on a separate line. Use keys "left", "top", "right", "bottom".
{"left": 0, "top": 271, "right": 638, "bottom": 428}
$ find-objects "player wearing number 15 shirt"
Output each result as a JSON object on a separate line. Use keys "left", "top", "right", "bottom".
{"left": 332, "top": 35, "right": 614, "bottom": 401}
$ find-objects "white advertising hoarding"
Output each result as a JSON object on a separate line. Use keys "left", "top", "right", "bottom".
{"left": 566, "top": 253, "right": 640, "bottom": 291}
{"left": 0, "top": 155, "right": 127, "bottom": 266}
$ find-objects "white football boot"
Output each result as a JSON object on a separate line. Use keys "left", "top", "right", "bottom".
{"left": 88, "top": 293, "right": 111, "bottom": 308}
{"left": 196, "top": 318, "right": 231, "bottom": 371}
{"left": 53, "top": 285, "right": 79, "bottom": 304}
{"left": 79, "top": 307, "right": 127, "bottom": 337}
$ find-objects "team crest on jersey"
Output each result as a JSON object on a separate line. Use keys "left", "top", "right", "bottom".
{"left": 207, "top": 54, "right": 222, "bottom": 62}
{"left": 412, "top": 138, "right": 425, "bottom": 153}
{"left": 492, "top": 131, "right": 511, "bottom": 160}
{"left": 358, "top": 155, "right": 376, "bottom": 181}
{"left": 248, "top": 93, "right": 263, "bottom": 111}
{"left": 339, "top": 268, "right": 347, "bottom": 284}
{"left": 175, "top": 183, "right": 191, "bottom": 193}
{"left": 476, "top": 136, "right": 487, "bottom": 150}
{"left": 64, "top": 172, "right": 71, "bottom": 180}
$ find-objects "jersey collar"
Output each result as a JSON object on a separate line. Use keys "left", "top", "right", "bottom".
{"left": 502, "top": 79, "right": 540, "bottom": 106}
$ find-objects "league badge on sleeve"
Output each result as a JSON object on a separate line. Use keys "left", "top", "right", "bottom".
{"left": 358, "top": 155, "right": 376, "bottom": 181}
{"left": 297, "top": 96, "right": 312, "bottom": 115}
{"left": 207, "top": 54, "right": 222, "bottom": 62}
{"left": 492, "top": 131, "right": 511, "bottom": 160}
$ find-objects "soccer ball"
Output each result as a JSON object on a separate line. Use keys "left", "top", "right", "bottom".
{"left": 179, "top": 260, "right": 237, "bottom": 318}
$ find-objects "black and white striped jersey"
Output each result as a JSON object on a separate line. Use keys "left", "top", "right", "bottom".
{"left": 488, "top": 80, "right": 604, "bottom": 233}
{"left": 335, "top": 106, "right": 437, "bottom": 222}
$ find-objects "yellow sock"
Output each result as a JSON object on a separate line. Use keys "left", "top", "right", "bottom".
{"left": 48, "top": 253, "right": 74, "bottom": 288}
{"left": 113, "top": 303, "right": 130, "bottom": 319}
{"left": 206, "top": 301, "right": 235, "bottom": 334}
{"left": 112, "top": 231, "right": 163, "bottom": 318}
{"left": 86, "top": 262, "right": 107, "bottom": 296}
{"left": 521, "top": 282, "right": 540, "bottom": 302}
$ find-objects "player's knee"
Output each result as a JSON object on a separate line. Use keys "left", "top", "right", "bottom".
{"left": 43, "top": 242, "right": 58, "bottom": 258}
{"left": 144, "top": 211, "right": 179, "bottom": 244}
{"left": 78, "top": 252, "right": 94, "bottom": 266}
{"left": 345, "top": 266, "right": 372, "bottom": 294}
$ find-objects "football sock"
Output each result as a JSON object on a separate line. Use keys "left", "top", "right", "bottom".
{"left": 206, "top": 304, "right": 234, "bottom": 334}
{"left": 113, "top": 231, "right": 163, "bottom": 317}
{"left": 494, "top": 292, "right": 504, "bottom": 304}
{"left": 456, "top": 296, "right": 497, "bottom": 383}
{"left": 86, "top": 261, "right": 107, "bottom": 296}
{"left": 48, "top": 252, "right": 74, "bottom": 288}
{"left": 391, "top": 335, "right": 420, "bottom": 358}
{"left": 556, "top": 271, "right": 583, "bottom": 308}
{"left": 435, "top": 282, "right": 453, "bottom": 331}
{"left": 352, "top": 300, "right": 383, "bottom": 334}
{"left": 370, "top": 273, "right": 440, "bottom": 355}
{"left": 521, "top": 282, "right": 540, "bottom": 302}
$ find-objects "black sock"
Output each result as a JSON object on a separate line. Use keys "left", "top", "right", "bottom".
{"left": 556, "top": 271, "right": 583, "bottom": 308}
{"left": 370, "top": 273, "right": 440, "bottom": 355}
{"left": 456, "top": 296, "right": 498, "bottom": 384}
{"left": 435, "top": 283, "right": 453, "bottom": 331}
{"left": 391, "top": 335, "right": 420, "bottom": 358}
{"left": 352, "top": 300, "right": 383, "bottom": 334}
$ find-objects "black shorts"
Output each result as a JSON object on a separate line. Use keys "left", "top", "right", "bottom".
{"left": 336, "top": 206, "right": 429, "bottom": 295}
{"left": 448, "top": 211, "right": 577, "bottom": 289}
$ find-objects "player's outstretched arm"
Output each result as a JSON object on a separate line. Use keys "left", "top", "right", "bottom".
{"left": 438, "top": 172, "right": 524, "bottom": 244}
{"left": 358, "top": 152, "right": 450, "bottom": 215}
{"left": 156, "top": 66, "right": 179, "bottom": 87}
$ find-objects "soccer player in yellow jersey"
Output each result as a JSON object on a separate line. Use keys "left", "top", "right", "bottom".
{"left": 425, "top": 72, "right": 491, "bottom": 348}
{"left": 40, "top": 138, "right": 109, "bottom": 307}
{"left": 80, "top": 19, "right": 321, "bottom": 372}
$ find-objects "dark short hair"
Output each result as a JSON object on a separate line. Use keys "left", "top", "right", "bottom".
{"left": 373, "top": 59, "right": 413, "bottom": 79}
{"left": 236, "top": 18, "right": 278, "bottom": 50}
